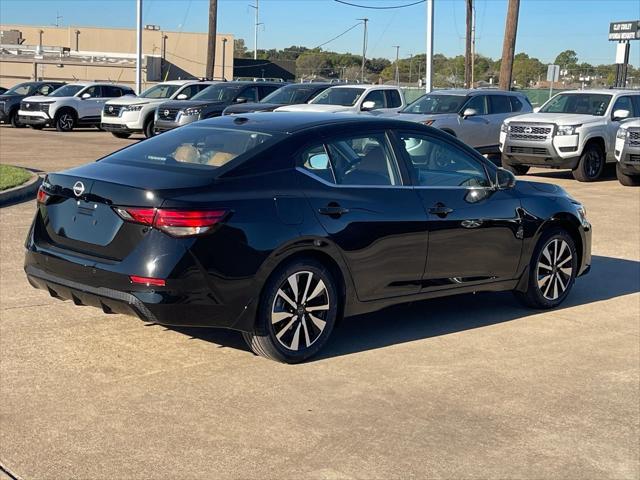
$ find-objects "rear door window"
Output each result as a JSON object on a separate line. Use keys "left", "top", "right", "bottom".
{"left": 509, "top": 96, "right": 524, "bottom": 112}
{"left": 489, "top": 95, "right": 512, "bottom": 114}
{"left": 103, "top": 86, "right": 124, "bottom": 97}
{"left": 385, "top": 90, "right": 403, "bottom": 108}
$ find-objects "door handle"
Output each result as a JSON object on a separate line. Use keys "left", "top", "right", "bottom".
{"left": 319, "top": 205, "right": 350, "bottom": 217}
{"left": 429, "top": 203, "right": 453, "bottom": 218}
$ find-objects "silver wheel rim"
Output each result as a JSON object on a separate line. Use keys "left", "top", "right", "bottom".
{"left": 537, "top": 238, "right": 573, "bottom": 301}
{"left": 59, "top": 114, "right": 73, "bottom": 130}
{"left": 271, "top": 271, "right": 329, "bottom": 351}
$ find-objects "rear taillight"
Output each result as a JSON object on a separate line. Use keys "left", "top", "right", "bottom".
{"left": 115, "top": 207, "right": 227, "bottom": 237}
{"left": 36, "top": 187, "right": 50, "bottom": 205}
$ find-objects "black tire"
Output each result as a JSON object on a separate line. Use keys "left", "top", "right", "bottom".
{"left": 242, "top": 258, "right": 339, "bottom": 363}
{"left": 9, "top": 110, "right": 25, "bottom": 128}
{"left": 616, "top": 163, "right": 640, "bottom": 186}
{"left": 514, "top": 228, "right": 578, "bottom": 309}
{"left": 55, "top": 110, "right": 76, "bottom": 132}
{"left": 502, "top": 162, "right": 530, "bottom": 175}
{"left": 111, "top": 132, "right": 131, "bottom": 139}
{"left": 143, "top": 116, "right": 155, "bottom": 138}
{"left": 573, "top": 143, "right": 604, "bottom": 182}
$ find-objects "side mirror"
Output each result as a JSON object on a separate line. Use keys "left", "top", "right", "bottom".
{"left": 176, "top": 93, "right": 188, "bottom": 100}
{"left": 461, "top": 107, "right": 477, "bottom": 118}
{"left": 613, "top": 109, "right": 630, "bottom": 121}
{"left": 496, "top": 167, "right": 516, "bottom": 190}
{"left": 361, "top": 100, "right": 376, "bottom": 111}
{"left": 235, "top": 97, "right": 248, "bottom": 104}
{"left": 533, "top": 106, "right": 541, "bottom": 113}
{"left": 308, "top": 153, "right": 329, "bottom": 170}
{"left": 81, "top": 92, "right": 91, "bottom": 99}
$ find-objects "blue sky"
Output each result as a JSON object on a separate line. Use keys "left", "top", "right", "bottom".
{"left": 1, "top": 0, "right": 639, "bottom": 66}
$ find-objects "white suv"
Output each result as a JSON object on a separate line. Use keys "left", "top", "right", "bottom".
{"left": 500, "top": 89, "right": 640, "bottom": 182}
{"left": 614, "top": 119, "right": 640, "bottom": 186}
{"left": 18, "top": 82, "right": 134, "bottom": 132}
{"left": 101, "top": 80, "right": 216, "bottom": 138}
{"left": 275, "top": 85, "right": 405, "bottom": 114}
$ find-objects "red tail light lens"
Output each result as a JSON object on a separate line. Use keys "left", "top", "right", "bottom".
{"left": 115, "top": 207, "right": 227, "bottom": 237}
{"left": 129, "top": 275, "right": 166, "bottom": 287}
{"left": 36, "top": 187, "right": 50, "bottom": 205}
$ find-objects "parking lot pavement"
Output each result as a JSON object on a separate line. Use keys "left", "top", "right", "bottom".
{"left": 1, "top": 126, "right": 638, "bottom": 479}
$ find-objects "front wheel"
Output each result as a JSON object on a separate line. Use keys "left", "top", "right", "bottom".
{"left": 143, "top": 118, "right": 155, "bottom": 138}
{"left": 616, "top": 163, "right": 640, "bottom": 186}
{"left": 55, "top": 111, "right": 76, "bottom": 132}
{"left": 514, "top": 228, "right": 578, "bottom": 309}
{"left": 243, "top": 259, "right": 338, "bottom": 363}
{"left": 111, "top": 132, "right": 131, "bottom": 139}
{"left": 9, "top": 110, "right": 25, "bottom": 128}
{"left": 573, "top": 143, "right": 604, "bottom": 182}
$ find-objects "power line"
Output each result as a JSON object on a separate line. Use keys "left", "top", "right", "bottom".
{"left": 334, "top": 0, "right": 425, "bottom": 9}
{"left": 313, "top": 22, "right": 363, "bottom": 50}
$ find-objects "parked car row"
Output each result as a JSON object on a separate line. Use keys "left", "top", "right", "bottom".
{"left": 2, "top": 79, "right": 638, "bottom": 185}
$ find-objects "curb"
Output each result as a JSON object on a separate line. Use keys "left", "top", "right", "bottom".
{"left": 0, "top": 172, "right": 43, "bottom": 207}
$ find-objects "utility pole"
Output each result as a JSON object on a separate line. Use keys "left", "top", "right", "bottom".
{"left": 135, "top": 0, "right": 142, "bottom": 94}
{"left": 499, "top": 0, "right": 520, "bottom": 90}
{"left": 358, "top": 18, "right": 368, "bottom": 83}
{"left": 249, "top": 0, "right": 260, "bottom": 60}
{"left": 393, "top": 45, "right": 400, "bottom": 85}
{"left": 425, "top": 0, "right": 434, "bottom": 92}
{"left": 409, "top": 53, "right": 414, "bottom": 84}
{"left": 464, "top": 0, "right": 472, "bottom": 88}
{"left": 471, "top": 4, "right": 476, "bottom": 86}
{"left": 206, "top": 0, "right": 218, "bottom": 79}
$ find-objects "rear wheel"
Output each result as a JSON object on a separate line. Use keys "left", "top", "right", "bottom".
{"left": 243, "top": 259, "right": 338, "bottom": 363}
{"left": 502, "top": 162, "right": 530, "bottom": 175}
{"left": 9, "top": 110, "right": 25, "bottom": 128}
{"left": 143, "top": 117, "right": 155, "bottom": 138}
{"left": 514, "top": 228, "right": 577, "bottom": 309}
{"left": 55, "top": 110, "right": 76, "bottom": 132}
{"left": 573, "top": 143, "right": 604, "bottom": 182}
{"left": 616, "top": 163, "right": 640, "bottom": 186}
{"left": 111, "top": 132, "right": 131, "bottom": 139}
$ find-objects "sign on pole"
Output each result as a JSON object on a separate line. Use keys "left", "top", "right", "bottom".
{"left": 547, "top": 64, "right": 559, "bottom": 98}
{"left": 608, "top": 21, "right": 640, "bottom": 41}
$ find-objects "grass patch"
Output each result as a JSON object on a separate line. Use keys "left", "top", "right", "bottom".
{"left": 0, "top": 164, "right": 32, "bottom": 191}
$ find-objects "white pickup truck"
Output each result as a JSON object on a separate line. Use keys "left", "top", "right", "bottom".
{"left": 500, "top": 89, "right": 640, "bottom": 182}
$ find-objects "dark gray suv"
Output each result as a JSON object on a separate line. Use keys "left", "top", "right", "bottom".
{"left": 0, "top": 81, "right": 65, "bottom": 127}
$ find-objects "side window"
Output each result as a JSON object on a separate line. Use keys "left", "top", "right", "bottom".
{"left": 509, "top": 96, "right": 524, "bottom": 112}
{"left": 259, "top": 85, "right": 279, "bottom": 99}
{"left": 38, "top": 84, "right": 53, "bottom": 95}
{"left": 363, "top": 90, "right": 386, "bottom": 109}
{"left": 103, "top": 86, "right": 123, "bottom": 97}
{"left": 82, "top": 86, "right": 102, "bottom": 98}
{"left": 300, "top": 145, "right": 335, "bottom": 183}
{"left": 178, "top": 85, "right": 200, "bottom": 99}
{"left": 326, "top": 134, "right": 401, "bottom": 186}
{"left": 397, "top": 132, "right": 490, "bottom": 188}
{"left": 238, "top": 86, "right": 259, "bottom": 102}
{"left": 385, "top": 90, "right": 403, "bottom": 108}
{"left": 612, "top": 96, "right": 635, "bottom": 117}
{"left": 463, "top": 95, "right": 488, "bottom": 115}
{"left": 489, "top": 95, "right": 512, "bottom": 114}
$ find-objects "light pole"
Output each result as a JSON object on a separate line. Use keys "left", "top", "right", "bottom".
{"left": 74, "top": 30, "right": 80, "bottom": 51}
{"left": 409, "top": 53, "right": 414, "bottom": 84}
{"left": 222, "top": 37, "right": 228, "bottom": 80}
{"left": 249, "top": 0, "right": 262, "bottom": 60}
{"left": 425, "top": 0, "right": 434, "bottom": 92}
{"left": 393, "top": 45, "right": 400, "bottom": 85}
{"left": 357, "top": 18, "right": 368, "bottom": 83}
{"left": 135, "top": 0, "right": 143, "bottom": 94}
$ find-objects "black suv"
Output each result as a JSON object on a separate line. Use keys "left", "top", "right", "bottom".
{"left": 0, "top": 81, "right": 65, "bottom": 127}
{"left": 154, "top": 81, "right": 283, "bottom": 133}
{"left": 222, "top": 82, "right": 331, "bottom": 115}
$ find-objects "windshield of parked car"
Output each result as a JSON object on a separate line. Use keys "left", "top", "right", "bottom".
{"left": 4, "top": 83, "right": 36, "bottom": 96}
{"left": 141, "top": 84, "right": 182, "bottom": 99}
{"left": 401, "top": 94, "right": 467, "bottom": 114}
{"left": 48, "top": 85, "right": 85, "bottom": 98}
{"left": 102, "top": 126, "right": 280, "bottom": 171}
{"left": 191, "top": 84, "right": 243, "bottom": 102}
{"left": 310, "top": 87, "right": 365, "bottom": 106}
{"left": 261, "top": 85, "right": 323, "bottom": 104}
{"left": 539, "top": 93, "right": 612, "bottom": 116}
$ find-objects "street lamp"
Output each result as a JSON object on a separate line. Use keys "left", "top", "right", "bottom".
{"left": 393, "top": 45, "right": 400, "bottom": 85}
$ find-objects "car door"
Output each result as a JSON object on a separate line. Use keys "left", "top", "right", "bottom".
{"left": 392, "top": 130, "right": 523, "bottom": 291}
{"left": 456, "top": 94, "right": 491, "bottom": 148}
{"left": 486, "top": 95, "right": 514, "bottom": 147}
{"left": 298, "top": 130, "right": 429, "bottom": 301}
{"left": 77, "top": 85, "right": 104, "bottom": 120}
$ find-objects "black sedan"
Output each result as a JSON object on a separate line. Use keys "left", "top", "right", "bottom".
{"left": 25, "top": 113, "right": 592, "bottom": 363}
{"left": 222, "top": 82, "right": 332, "bottom": 115}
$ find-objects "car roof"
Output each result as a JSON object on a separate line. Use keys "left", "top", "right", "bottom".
{"left": 195, "top": 111, "right": 423, "bottom": 134}
{"left": 558, "top": 89, "right": 639, "bottom": 96}
{"left": 427, "top": 88, "right": 522, "bottom": 96}
{"left": 326, "top": 84, "right": 400, "bottom": 91}
{"left": 62, "top": 81, "right": 132, "bottom": 88}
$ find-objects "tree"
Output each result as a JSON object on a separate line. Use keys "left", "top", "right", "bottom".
{"left": 296, "top": 52, "right": 330, "bottom": 77}
{"left": 234, "top": 38, "right": 248, "bottom": 58}
{"left": 554, "top": 49, "right": 578, "bottom": 68}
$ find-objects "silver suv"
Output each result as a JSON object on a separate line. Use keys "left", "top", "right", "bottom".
{"left": 615, "top": 119, "right": 640, "bottom": 186}
{"left": 387, "top": 89, "right": 531, "bottom": 156}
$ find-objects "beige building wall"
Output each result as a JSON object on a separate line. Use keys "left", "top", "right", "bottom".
{"left": 0, "top": 24, "right": 234, "bottom": 89}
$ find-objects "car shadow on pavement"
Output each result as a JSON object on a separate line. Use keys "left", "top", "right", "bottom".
{"left": 525, "top": 165, "right": 617, "bottom": 181}
{"left": 169, "top": 255, "right": 639, "bottom": 360}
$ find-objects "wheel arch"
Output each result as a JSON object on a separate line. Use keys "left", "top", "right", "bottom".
{"left": 441, "top": 128, "right": 457, "bottom": 137}
{"left": 582, "top": 135, "right": 606, "bottom": 155}
{"left": 54, "top": 105, "right": 78, "bottom": 120}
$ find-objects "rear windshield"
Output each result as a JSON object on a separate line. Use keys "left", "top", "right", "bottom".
{"left": 540, "top": 93, "right": 612, "bottom": 116}
{"left": 401, "top": 94, "right": 467, "bottom": 114}
{"left": 101, "top": 126, "right": 279, "bottom": 171}
{"left": 310, "top": 87, "right": 365, "bottom": 106}
{"left": 49, "top": 85, "right": 85, "bottom": 97}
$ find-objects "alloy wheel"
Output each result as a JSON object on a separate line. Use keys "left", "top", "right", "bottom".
{"left": 585, "top": 149, "right": 602, "bottom": 179}
{"left": 59, "top": 113, "right": 74, "bottom": 130}
{"left": 536, "top": 238, "right": 573, "bottom": 301}
{"left": 271, "top": 271, "right": 330, "bottom": 351}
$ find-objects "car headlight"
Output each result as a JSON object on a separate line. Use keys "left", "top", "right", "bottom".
{"left": 616, "top": 129, "right": 628, "bottom": 139}
{"left": 183, "top": 107, "right": 203, "bottom": 116}
{"left": 501, "top": 123, "right": 508, "bottom": 133}
{"left": 124, "top": 104, "right": 144, "bottom": 112}
{"left": 556, "top": 124, "right": 581, "bottom": 136}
